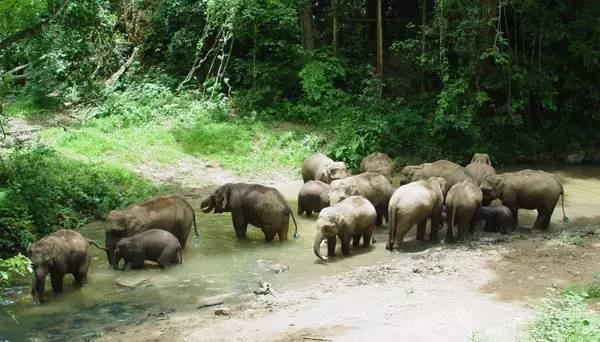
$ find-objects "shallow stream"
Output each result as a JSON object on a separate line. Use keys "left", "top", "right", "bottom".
{"left": 1, "top": 165, "right": 598, "bottom": 341}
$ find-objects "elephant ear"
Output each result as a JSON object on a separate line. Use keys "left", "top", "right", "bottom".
{"left": 127, "top": 214, "right": 145, "bottom": 234}
{"left": 492, "top": 176, "right": 506, "bottom": 197}
{"left": 320, "top": 169, "right": 331, "bottom": 183}
{"left": 335, "top": 213, "right": 347, "bottom": 232}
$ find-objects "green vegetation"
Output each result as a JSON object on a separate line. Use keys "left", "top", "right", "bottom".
{"left": 0, "top": 146, "right": 161, "bottom": 257}
{"left": 524, "top": 290, "right": 600, "bottom": 342}
{"left": 0, "top": 254, "right": 32, "bottom": 322}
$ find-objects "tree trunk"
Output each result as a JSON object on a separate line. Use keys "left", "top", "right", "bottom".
{"left": 376, "top": 0, "right": 383, "bottom": 77}
{"left": 300, "top": 4, "right": 314, "bottom": 50}
{"left": 420, "top": 0, "right": 427, "bottom": 91}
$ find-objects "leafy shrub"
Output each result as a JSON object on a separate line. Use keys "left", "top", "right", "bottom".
{"left": 525, "top": 291, "right": 600, "bottom": 342}
{"left": 0, "top": 146, "right": 161, "bottom": 257}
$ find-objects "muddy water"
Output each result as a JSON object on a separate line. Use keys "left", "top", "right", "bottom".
{"left": 1, "top": 165, "right": 599, "bottom": 341}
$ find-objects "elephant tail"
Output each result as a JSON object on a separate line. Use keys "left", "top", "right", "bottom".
{"left": 192, "top": 208, "right": 200, "bottom": 237}
{"left": 450, "top": 204, "right": 458, "bottom": 233}
{"left": 88, "top": 239, "right": 108, "bottom": 251}
{"left": 560, "top": 186, "right": 569, "bottom": 223}
{"left": 290, "top": 210, "right": 300, "bottom": 239}
{"left": 178, "top": 248, "right": 183, "bottom": 264}
{"left": 388, "top": 206, "right": 398, "bottom": 249}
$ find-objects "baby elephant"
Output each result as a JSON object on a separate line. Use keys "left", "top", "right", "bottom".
{"left": 314, "top": 196, "right": 376, "bottom": 261}
{"left": 298, "top": 180, "right": 330, "bottom": 216}
{"left": 113, "top": 229, "right": 182, "bottom": 270}
{"left": 477, "top": 205, "right": 515, "bottom": 234}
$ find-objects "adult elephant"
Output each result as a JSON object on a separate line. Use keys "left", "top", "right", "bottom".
{"left": 360, "top": 152, "right": 394, "bottom": 181}
{"left": 479, "top": 170, "right": 568, "bottom": 230}
{"left": 399, "top": 160, "right": 472, "bottom": 189}
{"left": 328, "top": 172, "right": 393, "bottom": 225}
{"left": 201, "top": 183, "right": 299, "bottom": 241}
{"left": 301, "top": 153, "right": 348, "bottom": 184}
{"left": 465, "top": 162, "right": 496, "bottom": 186}
{"left": 314, "top": 196, "right": 376, "bottom": 261}
{"left": 298, "top": 180, "right": 330, "bottom": 216}
{"left": 387, "top": 177, "right": 447, "bottom": 250}
{"left": 471, "top": 153, "right": 492, "bottom": 165}
{"left": 445, "top": 180, "right": 482, "bottom": 242}
{"left": 28, "top": 230, "right": 99, "bottom": 303}
{"left": 105, "top": 195, "right": 198, "bottom": 266}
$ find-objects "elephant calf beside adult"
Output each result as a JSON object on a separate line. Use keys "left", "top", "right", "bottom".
{"left": 113, "top": 229, "right": 182, "bottom": 270}
{"left": 328, "top": 172, "right": 393, "bottom": 226}
{"left": 314, "top": 196, "right": 377, "bottom": 261}
{"left": 201, "top": 183, "right": 299, "bottom": 241}
{"left": 301, "top": 153, "right": 349, "bottom": 184}
{"left": 480, "top": 170, "right": 568, "bottom": 230}
{"left": 105, "top": 195, "right": 198, "bottom": 266}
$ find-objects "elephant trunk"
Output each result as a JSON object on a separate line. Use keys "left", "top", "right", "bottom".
{"left": 314, "top": 230, "right": 328, "bottom": 261}
{"left": 34, "top": 269, "right": 47, "bottom": 303}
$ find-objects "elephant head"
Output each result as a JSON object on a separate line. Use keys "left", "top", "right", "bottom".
{"left": 480, "top": 174, "right": 505, "bottom": 203}
{"left": 112, "top": 240, "right": 134, "bottom": 270}
{"left": 27, "top": 241, "right": 55, "bottom": 303}
{"left": 314, "top": 207, "right": 345, "bottom": 261}
{"left": 399, "top": 165, "right": 422, "bottom": 185}
{"left": 321, "top": 162, "right": 348, "bottom": 183}
{"left": 471, "top": 153, "right": 491, "bottom": 165}
{"left": 201, "top": 184, "right": 232, "bottom": 214}
{"left": 105, "top": 208, "right": 145, "bottom": 266}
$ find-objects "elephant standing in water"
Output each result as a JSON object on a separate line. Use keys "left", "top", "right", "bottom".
{"left": 360, "top": 152, "right": 394, "bottom": 181}
{"left": 399, "top": 160, "right": 472, "bottom": 189}
{"left": 480, "top": 170, "right": 568, "bottom": 230}
{"left": 314, "top": 196, "right": 376, "bottom": 261}
{"left": 301, "top": 153, "right": 348, "bottom": 184}
{"left": 328, "top": 172, "right": 393, "bottom": 226}
{"left": 477, "top": 205, "right": 515, "bottom": 234}
{"left": 298, "top": 180, "right": 330, "bottom": 216}
{"left": 113, "top": 229, "right": 182, "bottom": 270}
{"left": 387, "top": 177, "right": 447, "bottom": 250}
{"left": 105, "top": 195, "right": 198, "bottom": 266}
{"left": 445, "top": 180, "right": 482, "bottom": 242}
{"left": 28, "top": 230, "right": 100, "bottom": 303}
{"left": 201, "top": 183, "right": 299, "bottom": 241}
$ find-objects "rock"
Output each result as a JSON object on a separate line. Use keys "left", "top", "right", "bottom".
{"left": 214, "top": 307, "right": 231, "bottom": 316}
{"left": 563, "top": 151, "right": 585, "bottom": 165}
{"left": 584, "top": 149, "right": 600, "bottom": 163}
{"left": 268, "top": 263, "right": 289, "bottom": 274}
{"left": 115, "top": 278, "right": 151, "bottom": 290}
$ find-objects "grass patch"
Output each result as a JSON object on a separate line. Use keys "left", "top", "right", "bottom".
{"left": 2, "top": 93, "right": 62, "bottom": 118}
{"left": 524, "top": 291, "right": 600, "bottom": 342}
{"left": 564, "top": 278, "right": 600, "bottom": 300}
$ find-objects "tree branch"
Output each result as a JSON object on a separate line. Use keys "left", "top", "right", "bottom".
{"left": 0, "top": 0, "right": 72, "bottom": 50}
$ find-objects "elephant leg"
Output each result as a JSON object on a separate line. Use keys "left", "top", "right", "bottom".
{"left": 430, "top": 215, "right": 441, "bottom": 243}
{"left": 352, "top": 234, "right": 361, "bottom": 247}
{"left": 277, "top": 217, "right": 290, "bottom": 241}
{"left": 512, "top": 208, "right": 519, "bottom": 228}
{"left": 157, "top": 249, "right": 175, "bottom": 269}
{"left": 363, "top": 227, "right": 373, "bottom": 247}
{"left": 341, "top": 234, "right": 351, "bottom": 255}
{"left": 396, "top": 227, "right": 409, "bottom": 249}
{"left": 457, "top": 216, "right": 469, "bottom": 242}
{"left": 131, "top": 252, "right": 145, "bottom": 269}
{"left": 376, "top": 211, "right": 383, "bottom": 226}
{"left": 467, "top": 212, "right": 477, "bottom": 235}
{"left": 75, "top": 255, "right": 90, "bottom": 285}
{"left": 416, "top": 221, "right": 426, "bottom": 241}
{"left": 264, "top": 230, "right": 276, "bottom": 242}
{"left": 50, "top": 273, "right": 64, "bottom": 294}
{"left": 327, "top": 236, "right": 337, "bottom": 257}
{"left": 231, "top": 211, "right": 248, "bottom": 239}
{"left": 533, "top": 209, "right": 553, "bottom": 231}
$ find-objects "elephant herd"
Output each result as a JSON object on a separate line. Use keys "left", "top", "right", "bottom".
{"left": 25, "top": 151, "right": 568, "bottom": 303}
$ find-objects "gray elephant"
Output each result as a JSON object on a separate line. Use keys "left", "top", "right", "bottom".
{"left": 201, "top": 183, "right": 299, "bottom": 241}
{"left": 328, "top": 172, "right": 393, "bottom": 226}
{"left": 28, "top": 230, "right": 102, "bottom": 303}
{"left": 314, "top": 196, "right": 376, "bottom": 261}
{"left": 113, "top": 229, "right": 182, "bottom": 270}
{"left": 480, "top": 170, "right": 568, "bottom": 230}
{"left": 105, "top": 195, "right": 198, "bottom": 266}
{"left": 477, "top": 205, "right": 515, "bottom": 234}
{"left": 360, "top": 152, "right": 394, "bottom": 181}
{"left": 445, "top": 180, "right": 483, "bottom": 242}
{"left": 298, "top": 180, "right": 330, "bottom": 216}
{"left": 471, "top": 153, "right": 492, "bottom": 165}
{"left": 399, "top": 160, "right": 472, "bottom": 189}
{"left": 301, "top": 153, "right": 348, "bottom": 184}
{"left": 387, "top": 177, "right": 447, "bottom": 250}
{"left": 465, "top": 162, "right": 496, "bottom": 187}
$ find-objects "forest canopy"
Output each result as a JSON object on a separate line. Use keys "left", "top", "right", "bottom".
{"left": 1, "top": 0, "right": 599, "bottom": 165}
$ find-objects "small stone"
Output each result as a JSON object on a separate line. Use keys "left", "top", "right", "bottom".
{"left": 563, "top": 151, "right": 585, "bottom": 165}
{"left": 214, "top": 307, "right": 231, "bottom": 316}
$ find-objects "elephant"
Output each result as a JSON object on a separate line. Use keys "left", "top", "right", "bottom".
{"left": 465, "top": 162, "right": 496, "bottom": 186}
{"left": 28, "top": 229, "right": 102, "bottom": 303}
{"left": 445, "top": 180, "right": 483, "bottom": 242}
{"left": 201, "top": 183, "right": 299, "bottom": 241}
{"left": 476, "top": 205, "right": 515, "bottom": 234}
{"left": 387, "top": 177, "right": 447, "bottom": 250}
{"left": 113, "top": 229, "right": 182, "bottom": 270}
{"left": 399, "top": 160, "right": 472, "bottom": 189}
{"left": 105, "top": 195, "right": 198, "bottom": 266}
{"left": 360, "top": 152, "right": 394, "bottom": 181}
{"left": 471, "top": 153, "right": 492, "bottom": 165}
{"left": 301, "top": 153, "right": 349, "bottom": 184}
{"left": 298, "top": 180, "right": 330, "bottom": 216}
{"left": 313, "top": 196, "right": 376, "bottom": 261}
{"left": 328, "top": 172, "right": 393, "bottom": 226}
{"left": 480, "top": 169, "right": 568, "bottom": 230}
